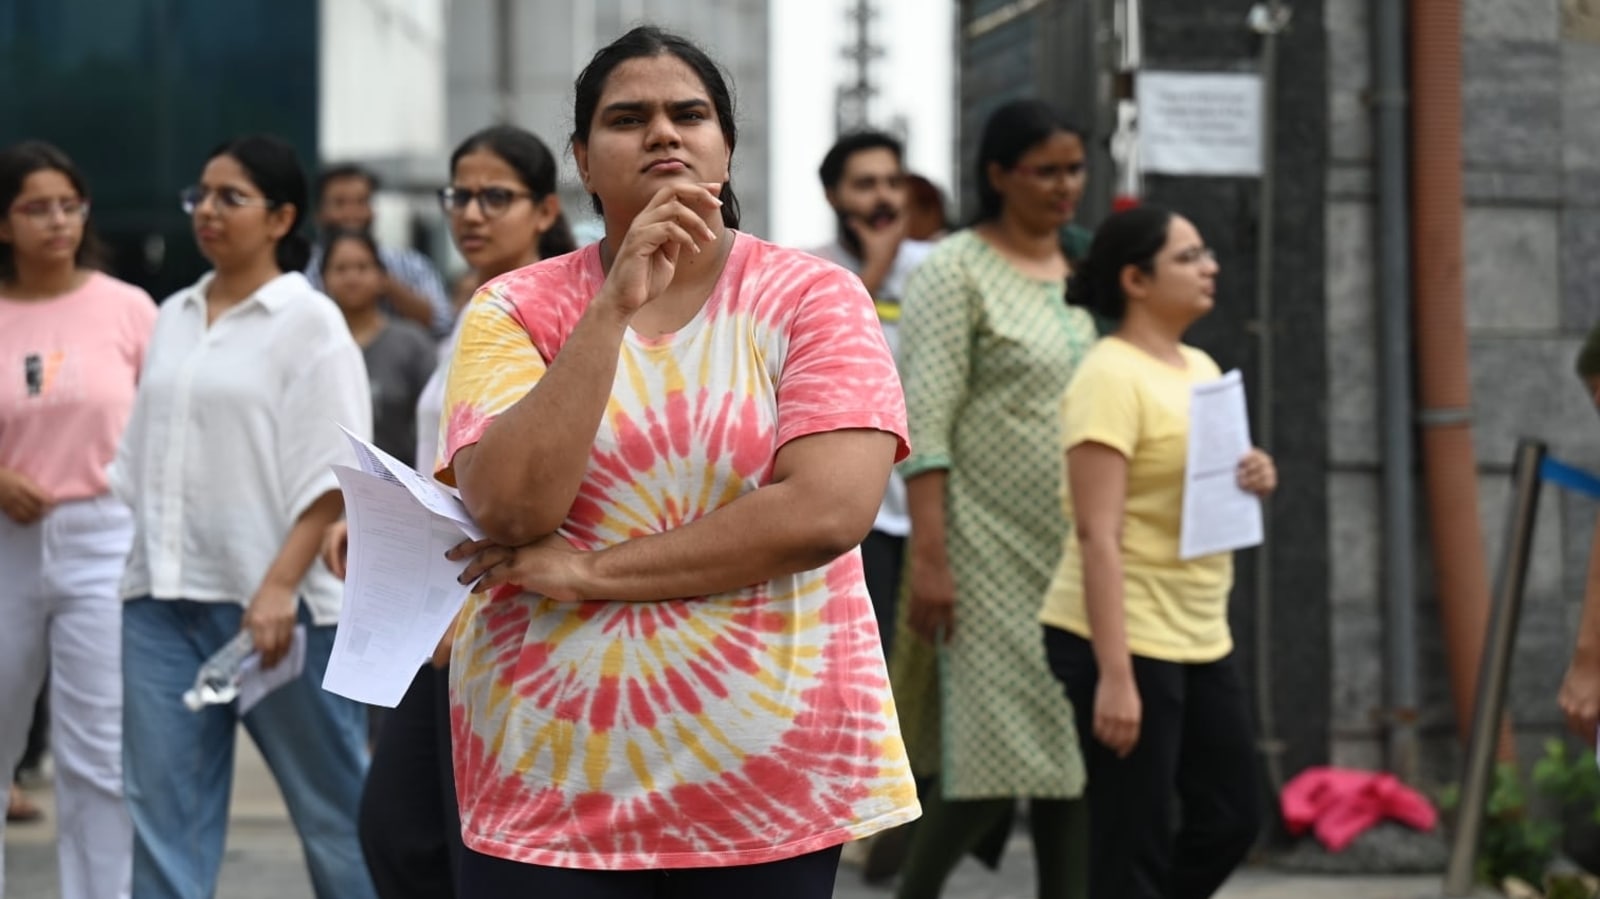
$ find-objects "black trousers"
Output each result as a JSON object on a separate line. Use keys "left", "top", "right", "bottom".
{"left": 359, "top": 664, "right": 462, "bottom": 899}
{"left": 458, "top": 844, "right": 842, "bottom": 898}
{"left": 1043, "top": 627, "right": 1260, "bottom": 899}
{"left": 16, "top": 677, "right": 47, "bottom": 778}
{"left": 860, "top": 529, "right": 906, "bottom": 659}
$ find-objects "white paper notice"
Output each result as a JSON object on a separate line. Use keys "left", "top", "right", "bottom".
{"left": 237, "top": 625, "right": 307, "bottom": 715}
{"left": 1179, "top": 370, "right": 1264, "bottom": 561}
{"left": 1138, "top": 71, "right": 1264, "bottom": 177}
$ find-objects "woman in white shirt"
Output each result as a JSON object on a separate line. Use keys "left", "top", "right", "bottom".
{"left": 110, "top": 134, "right": 377, "bottom": 899}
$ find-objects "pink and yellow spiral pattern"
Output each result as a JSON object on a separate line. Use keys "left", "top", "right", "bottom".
{"left": 440, "top": 235, "right": 919, "bottom": 870}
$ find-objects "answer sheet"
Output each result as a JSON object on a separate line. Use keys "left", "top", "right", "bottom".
{"left": 1178, "top": 370, "right": 1264, "bottom": 561}
{"left": 321, "top": 430, "right": 485, "bottom": 706}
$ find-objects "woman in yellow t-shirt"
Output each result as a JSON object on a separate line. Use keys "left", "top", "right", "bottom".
{"left": 1039, "top": 205, "right": 1277, "bottom": 899}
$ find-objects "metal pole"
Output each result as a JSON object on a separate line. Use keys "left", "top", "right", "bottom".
{"left": 1247, "top": 0, "right": 1291, "bottom": 794}
{"left": 1372, "top": 0, "right": 1420, "bottom": 785}
{"left": 494, "top": 0, "right": 514, "bottom": 124}
{"left": 1442, "top": 440, "right": 1548, "bottom": 896}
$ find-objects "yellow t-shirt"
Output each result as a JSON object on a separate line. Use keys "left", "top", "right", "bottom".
{"left": 1039, "top": 336, "right": 1235, "bottom": 663}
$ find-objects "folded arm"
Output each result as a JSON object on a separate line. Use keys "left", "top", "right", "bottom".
{"left": 462, "top": 428, "right": 898, "bottom": 602}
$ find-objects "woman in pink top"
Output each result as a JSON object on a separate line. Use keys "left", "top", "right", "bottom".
{"left": 437, "top": 26, "right": 920, "bottom": 895}
{"left": 0, "top": 141, "right": 156, "bottom": 899}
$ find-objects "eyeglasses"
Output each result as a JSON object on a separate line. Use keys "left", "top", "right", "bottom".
{"left": 11, "top": 197, "right": 89, "bottom": 224}
{"left": 438, "top": 186, "right": 533, "bottom": 219}
{"left": 179, "top": 185, "right": 276, "bottom": 215}
{"left": 1170, "top": 246, "right": 1217, "bottom": 265}
{"left": 1011, "top": 162, "right": 1087, "bottom": 183}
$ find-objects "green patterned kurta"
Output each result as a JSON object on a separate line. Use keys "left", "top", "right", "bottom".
{"left": 893, "top": 228, "right": 1096, "bottom": 800}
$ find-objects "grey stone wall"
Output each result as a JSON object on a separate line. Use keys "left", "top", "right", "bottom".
{"left": 1324, "top": 0, "right": 1599, "bottom": 779}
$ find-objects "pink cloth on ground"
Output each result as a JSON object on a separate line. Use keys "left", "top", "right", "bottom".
{"left": 1280, "top": 766, "right": 1438, "bottom": 852}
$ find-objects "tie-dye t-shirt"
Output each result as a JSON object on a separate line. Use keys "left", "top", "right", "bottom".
{"left": 439, "top": 232, "right": 921, "bottom": 870}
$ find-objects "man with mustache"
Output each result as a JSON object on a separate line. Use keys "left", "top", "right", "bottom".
{"left": 809, "top": 131, "right": 933, "bottom": 662}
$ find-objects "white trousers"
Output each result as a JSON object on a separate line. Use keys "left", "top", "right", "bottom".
{"left": 0, "top": 494, "right": 134, "bottom": 899}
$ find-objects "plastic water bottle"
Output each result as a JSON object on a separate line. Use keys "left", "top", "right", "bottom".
{"left": 181, "top": 631, "right": 255, "bottom": 712}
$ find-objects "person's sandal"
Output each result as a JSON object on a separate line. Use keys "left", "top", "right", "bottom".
{"left": 6, "top": 784, "right": 42, "bottom": 823}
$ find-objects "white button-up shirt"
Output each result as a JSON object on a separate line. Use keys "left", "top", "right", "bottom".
{"left": 110, "top": 271, "right": 372, "bottom": 624}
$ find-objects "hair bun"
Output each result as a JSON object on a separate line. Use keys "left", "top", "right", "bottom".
{"left": 1065, "top": 256, "right": 1106, "bottom": 313}
{"left": 277, "top": 231, "right": 312, "bottom": 274}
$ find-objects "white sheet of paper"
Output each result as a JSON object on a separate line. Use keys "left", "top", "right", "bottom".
{"left": 339, "top": 425, "right": 483, "bottom": 540}
{"left": 237, "top": 625, "right": 307, "bottom": 715}
{"left": 322, "top": 465, "right": 477, "bottom": 707}
{"left": 1178, "top": 370, "right": 1264, "bottom": 561}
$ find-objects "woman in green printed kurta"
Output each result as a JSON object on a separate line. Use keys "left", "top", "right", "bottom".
{"left": 891, "top": 100, "right": 1097, "bottom": 899}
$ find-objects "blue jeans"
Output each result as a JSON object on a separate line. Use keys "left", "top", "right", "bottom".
{"left": 122, "top": 598, "right": 377, "bottom": 899}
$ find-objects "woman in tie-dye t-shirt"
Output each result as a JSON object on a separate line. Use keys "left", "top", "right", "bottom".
{"left": 437, "top": 26, "right": 920, "bottom": 896}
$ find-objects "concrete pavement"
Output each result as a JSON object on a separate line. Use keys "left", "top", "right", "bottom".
{"left": 5, "top": 737, "right": 1450, "bottom": 898}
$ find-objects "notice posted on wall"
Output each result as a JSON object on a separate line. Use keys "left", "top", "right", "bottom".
{"left": 1137, "top": 71, "right": 1263, "bottom": 177}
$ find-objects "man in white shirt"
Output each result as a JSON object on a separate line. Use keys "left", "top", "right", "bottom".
{"left": 808, "top": 131, "right": 933, "bottom": 662}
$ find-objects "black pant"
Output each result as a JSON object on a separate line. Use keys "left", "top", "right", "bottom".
{"left": 860, "top": 529, "right": 905, "bottom": 659}
{"left": 458, "top": 844, "right": 843, "bottom": 898}
{"left": 359, "top": 664, "right": 461, "bottom": 899}
{"left": 1044, "top": 628, "right": 1260, "bottom": 899}
{"left": 16, "top": 678, "right": 47, "bottom": 778}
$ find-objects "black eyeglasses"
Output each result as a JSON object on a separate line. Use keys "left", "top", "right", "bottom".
{"left": 180, "top": 185, "right": 276, "bottom": 215}
{"left": 438, "top": 186, "right": 533, "bottom": 218}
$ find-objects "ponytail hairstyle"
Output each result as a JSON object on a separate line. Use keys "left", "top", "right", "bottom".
{"left": 0, "top": 140, "right": 105, "bottom": 280}
{"left": 571, "top": 25, "right": 741, "bottom": 229}
{"left": 449, "top": 125, "right": 577, "bottom": 259}
{"left": 207, "top": 134, "right": 311, "bottom": 273}
{"left": 1065, "top": 204, "right": 1174, "bottom": 322}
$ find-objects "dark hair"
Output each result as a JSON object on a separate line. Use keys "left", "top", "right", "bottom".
{"left": 905, "top": 173, "right": 949, "bottom": 225}
{"left": 818, "top": 131, "right": 904, "bottom": 191}
{"left": 208, "top": 134, "right": 312, "bottom": 273}
{"left": 451, "top": 125, "right": 578, "bottom": 259}
{"left": 974, "top": 99, "right": 1085, "bottom": 223}
{"left": 0, "top": 140, "right": 105, "bottom": 281}
{"left": 316, "top": 163, "right": 379, "bottom": 203}
{"left": 1578, "top": 324, "right": 1600, "bottom": 380}
{"left": 1066, "top": 204, "right": 1174, "bottom": 321}
{"left": 317, "top": 227, "right": 385, "bottom": 278}
{"left": 571, "top": 25, "right": 740, "bottom": 229}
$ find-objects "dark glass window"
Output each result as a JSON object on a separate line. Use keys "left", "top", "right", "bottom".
{"left": 0, "top": 0, "right": 318, "bottom": 300}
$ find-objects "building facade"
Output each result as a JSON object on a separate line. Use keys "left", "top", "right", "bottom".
{"left": 1324, "top": 0, "right": 1599, "bottom": 773}
{"left": 445, "top": 0, "right": 772, "bottom": 238}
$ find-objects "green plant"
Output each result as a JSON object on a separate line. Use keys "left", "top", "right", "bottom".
{"left": 1440, "top": 761, "right": 1560, "bottom": 886}
{"left": 1439, "top": 740, "right": 1600, "bottom": 891}
{"left": 1533, "top": 739, "right": 1600, "bottom": 826}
